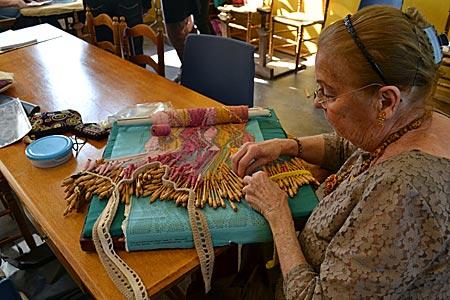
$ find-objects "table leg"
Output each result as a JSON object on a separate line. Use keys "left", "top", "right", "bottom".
{"left": 255, "top": 7, "right": 274, "bottom": 80}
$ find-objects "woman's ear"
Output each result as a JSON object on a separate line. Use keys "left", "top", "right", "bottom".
{"left": 377, "top": 85, "right": 401, "bottom": 119}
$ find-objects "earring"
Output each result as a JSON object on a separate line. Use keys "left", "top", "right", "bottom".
{"left": 378, "top": 111, "right": 386, "bottom": 127}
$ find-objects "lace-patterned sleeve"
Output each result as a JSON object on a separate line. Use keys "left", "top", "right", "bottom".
{"left": 282, "top": 152, "right": 450, "bottom": 299}
{"left": 322, "top": 133, "right": 358, "bottom": 172}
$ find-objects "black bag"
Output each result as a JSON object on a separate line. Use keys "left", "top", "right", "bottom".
{"left": 28, "top": 109, "right": 82, "bottom": 138}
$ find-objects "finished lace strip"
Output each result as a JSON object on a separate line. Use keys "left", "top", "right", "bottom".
{"left": 187, "top": 185, "right": 215, "bottom": 293}
{"left": 91, "top": 172, "right": 149, "bottom": 300}
{"left": 92, "top": 161, "right": 215, "bottom": 299}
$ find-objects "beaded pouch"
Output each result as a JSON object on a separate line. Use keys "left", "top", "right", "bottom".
{"left": 28, "top": 109, "right": 83, "bottom": 138}
{"left": 73, "top": 123, "right": 109, "bottom": 140}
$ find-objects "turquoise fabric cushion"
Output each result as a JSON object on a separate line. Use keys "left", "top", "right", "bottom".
{"left": 82, "top": 110, "right": 318, "bottom": 249}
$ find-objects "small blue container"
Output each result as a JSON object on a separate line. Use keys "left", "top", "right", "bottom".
{"left": 25, "top": 135, "right": 73, "bottom": 168}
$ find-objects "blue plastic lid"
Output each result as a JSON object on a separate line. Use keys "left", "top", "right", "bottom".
{"left": 25, "top": 135, "right": 73, "bottom": 161}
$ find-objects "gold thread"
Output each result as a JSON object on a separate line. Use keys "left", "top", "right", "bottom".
{"left": 269, "top": 169, "right": 312, "bottom": 181}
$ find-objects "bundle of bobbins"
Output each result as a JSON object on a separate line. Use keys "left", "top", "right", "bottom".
{"left": 265, "top": 157, "right": 320, "bottom": 198}
{"left": 62, "top": 156, "right": 319, "bottom": 216}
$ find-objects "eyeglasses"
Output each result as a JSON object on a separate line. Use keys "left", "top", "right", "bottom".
{"left": 314, "top": 83, "right": 383, "bottom": 108}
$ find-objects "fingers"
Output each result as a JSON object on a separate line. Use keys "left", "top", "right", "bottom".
{"left": 231, "top": 142, "right": 255, "bottom": 177}
{"left": 242, "top": 175, "right": 262, "bottom": 214}
{"left": 242, "top": 175, "right": 252, "bottom": 185}
{"left": 231, "top": 140, "right": 281, "bottom": 178}
{"left": 243, "top": 171, "right": 288, "bottom": 217}
{"left": 242, "top": 171, "right": 269, "bottom": 198}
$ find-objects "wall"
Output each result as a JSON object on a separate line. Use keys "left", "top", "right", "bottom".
{"left": 270, "top": 0, "right": 448, "bottom": 58}
{"left": 325, "top": 0, "right": 448, "bottom": 32}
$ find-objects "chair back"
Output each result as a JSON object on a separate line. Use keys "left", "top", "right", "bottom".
{"left": 181, "top": 34, "right": 255, "bottom": 107}
{"left": 304, "top": 0, "right": 330, "bottom": 23}
{"left": 358, "top": 0, "right": 403, "bottom": 10}
{"left": 85, "top": 7, "right": 124, "bottom": 56}
{"left": 123, "top": 23, "right": 165, "bottom": 77}
{"left": 269, "top": 0, "right": 330, "bottom": 72}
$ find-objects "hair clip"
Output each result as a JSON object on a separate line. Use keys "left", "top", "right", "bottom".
{"left": 423, "top": 26, "right": 443, "bottom": 64}
{"left": 438, "top": 33, "right": 449, "bottom": 48}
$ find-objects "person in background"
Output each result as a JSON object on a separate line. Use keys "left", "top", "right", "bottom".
{"left": 194, "top": 0, "right": 214, "bottom": 35}
{"left": 231, "top": 5, "right": 450, "bottom": 299}
{"left": 161, "top": 0, "right": 214, "bottom": 82}
{"left": 161, "top": 0, "right": 198, "bottom": 64}
{"left": 83, "top": 0, "right": 151, "bottom": 56}
{"left": 0, "top": 0, "right": 61, "bottom": 30}
{"left": 0, "top": 0, "right": 26, "bottom": 19}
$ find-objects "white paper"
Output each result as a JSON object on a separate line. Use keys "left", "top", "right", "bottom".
{"left": 26, "top": 0, "right": 53, "bottom": 7}
{"left": 0, "top": 24, "right": 61, "bottom": 52}
{"left": 0, "top": 30, "right": 37, "bottom": 51}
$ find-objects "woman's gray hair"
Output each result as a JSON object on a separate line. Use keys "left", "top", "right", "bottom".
{"left": 318, "top": 6, "right": 440, "bottom": 102}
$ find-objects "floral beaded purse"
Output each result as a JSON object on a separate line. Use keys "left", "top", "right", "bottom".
{"left": 28, "top": 109, "right": 83, "bottom": 138}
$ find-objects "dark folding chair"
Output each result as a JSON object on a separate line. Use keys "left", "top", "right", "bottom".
{"left": 0, "top": 278, "right": 24, "bottom": 300}
{"left": 358, "top": 0, "right": 404, "bottom": 10}
{"left": 180, "top": 34, "right": 255, "bottom": 107}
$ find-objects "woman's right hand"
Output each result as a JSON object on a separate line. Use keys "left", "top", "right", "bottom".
{"left": 231, "top": 139, "right": 284, "bottom": 177}
{"left": 4, "top": 0, "right": 27, "bottom": 8}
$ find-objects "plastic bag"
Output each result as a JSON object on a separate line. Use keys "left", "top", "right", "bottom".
{"left": 100, "top": 102, "right": 173, "bottom": 128}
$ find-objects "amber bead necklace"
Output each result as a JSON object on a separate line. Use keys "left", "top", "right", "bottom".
{"left": 323, "top": 111, "right": 431, "bottom": 196}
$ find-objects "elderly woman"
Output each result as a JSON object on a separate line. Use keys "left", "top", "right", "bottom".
{"left": 231, "top": 6, "right": 450, "bottom": 299}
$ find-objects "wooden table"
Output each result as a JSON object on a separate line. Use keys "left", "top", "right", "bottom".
{"left": 20, "top": 0, "right": 84, "bottom": 38}
{"left": 0, "top": 24, "right": 223, "bottom": 300}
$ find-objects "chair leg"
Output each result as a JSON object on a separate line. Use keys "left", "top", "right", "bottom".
{"left": 268, "top": 20, "right": 275, "bottom": 60}
{"left": 218, "top": 12, "right": 231, "bottom": 39}
{"left": 294, "top": 26, "right": 304, "bottom": 73}
{"left": 246, "top": 12, "right": 252, "bottom": 43}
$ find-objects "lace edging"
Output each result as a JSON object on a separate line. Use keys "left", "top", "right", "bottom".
{"left": 92, "top": 161, "right": 215, "bottom": 298}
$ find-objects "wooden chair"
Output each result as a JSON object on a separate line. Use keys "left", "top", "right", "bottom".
{"left": 121, "top": 2, "right": 165, "bottom": 77}
{"left": 0, "top": 172, "right": 37, "bottom": 251}
{"left": 123, "top": 23, "right": 165, "bottom": 76}
{"left": 269, "top": 0, "right": 330, "bottom": 72}
{"left": 217, "top": 0, "right": 273, "bottom": 45}
{"left": 84, "top": 7, "right": 124, "bottom": 57}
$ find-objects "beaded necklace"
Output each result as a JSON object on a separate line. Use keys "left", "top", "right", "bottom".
{"left": 323, "top": 111, "right": 431, "bottom": 196}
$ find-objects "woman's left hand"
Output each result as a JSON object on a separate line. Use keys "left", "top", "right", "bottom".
{"left": 243, "top": 171, "right": 290, "bottom": 221}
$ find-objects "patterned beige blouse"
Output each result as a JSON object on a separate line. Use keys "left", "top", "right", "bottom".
{"left": 282, "top": 133, "right": 450, "bottom": 299}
